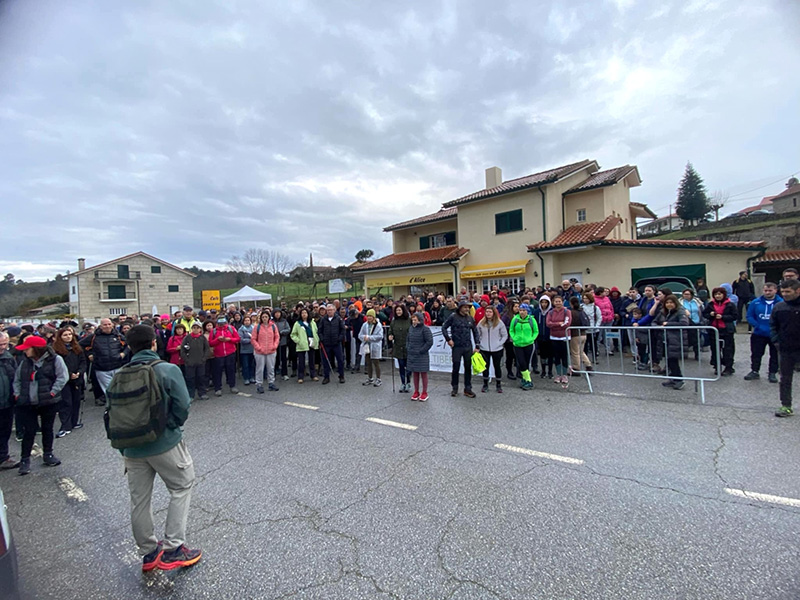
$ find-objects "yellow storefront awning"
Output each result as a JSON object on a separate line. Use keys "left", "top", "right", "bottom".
{"left": 459, "top": 261, "right": 529, "bottom": 279}
{"left": 366, "top": 272, "right": 453, "bottom": 288}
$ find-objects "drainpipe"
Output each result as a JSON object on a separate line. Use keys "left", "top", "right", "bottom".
{"left": 448, "top": 260, "right": 460, "bottom": 296}
{"left": 539, "top": 186, "right": 547, "bottom": 242}
{"left": 561, "top": 192, "right": 566, "bottom": 233}
{"left": 535, "top": 251, "right": 546, "bottom": 288}
{"left": 746, "top": 248, "right": 767, "bottom": 278}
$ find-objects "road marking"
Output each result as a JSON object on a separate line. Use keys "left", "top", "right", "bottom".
{"left": 725, "top": 488, "right": 800, "bottom": 508}
{"left": 284, "top": 401, "right": 319, "bottom": 411}
{"left": 366, "top": 417, "right": 418, "bottom": 431}
{"left": 494, "top": 443, "right": 584, "bottom": 465}
{"left": 58, "top": 477, "right": 89, "bottom": 502}
{"left": 237, "top": 392, "right": 253, "bottom": 398}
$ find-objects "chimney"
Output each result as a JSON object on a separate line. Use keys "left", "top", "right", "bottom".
{"left": 485, "top": 166, "right": 502, "bottom": 189}
{"left": 78, "top": 258, "right": 86, "bottom": 271}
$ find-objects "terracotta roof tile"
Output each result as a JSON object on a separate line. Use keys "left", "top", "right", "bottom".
{"left": 564, "top": 165, "right": 640, "bottom": 195}
{"left": 527, "top": 216, "right": 621, "bottom": 251}
{"left": 351, "top": 245, "right": 469, "bottom": 272}
{"left": 384, "top": 207, "right": 457, "bottom": 232}
{"left": 770, "top": 183, "right": 800, "bottom": 202}
{"left": 754, "top": 250, "right": 800, "bottom": 263}
{"left": 600, "top": 239, "right": 765, "bottom": 250}
{"left": 442, "top": 159, "right": 596, "bottom": 208}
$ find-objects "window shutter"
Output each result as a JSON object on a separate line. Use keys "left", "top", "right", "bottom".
{"left": 419, "top": 236, "right": 430, "bottom": 250}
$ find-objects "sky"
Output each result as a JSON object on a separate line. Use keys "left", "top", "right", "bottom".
{"left": 1, "top": 0, "right": 798, "bottom": 281}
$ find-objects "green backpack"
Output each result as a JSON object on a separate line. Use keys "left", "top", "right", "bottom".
{"left": 104, "top": 360, "right": 168, "bottom": 449}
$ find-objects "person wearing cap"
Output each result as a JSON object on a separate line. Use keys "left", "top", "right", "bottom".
{"left": 13, "top": 335, "right": 69, "bottom": 475}
{"left": 177, "top": 306, "right": 198, "bottom": 335}
{"left": 441, "top": 300, "right": 481, "bottom": 398}
{"left": 0, "top": 331, "right": 20, "bottom": 469}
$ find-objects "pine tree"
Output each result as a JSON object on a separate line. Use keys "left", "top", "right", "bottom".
{"left": 675, "top": 162, "right": 710, "bottom": 225}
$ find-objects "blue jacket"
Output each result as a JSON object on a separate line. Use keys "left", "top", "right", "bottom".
{"left": 747, "top": 295, "right": 782, "bottom": 338}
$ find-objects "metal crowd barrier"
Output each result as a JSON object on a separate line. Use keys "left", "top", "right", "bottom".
{"left": 566, "top": 325, "right": 721, "bottom": 403}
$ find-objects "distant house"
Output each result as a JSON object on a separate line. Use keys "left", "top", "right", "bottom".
{"left": 732, "top": 195, "right": 775, "bottom": 216}
{"left": 26, "top": 303, "right": 66, "bottom": 317}
{"left": 637, "top": 213, "right": 683, "bottom": 236}
{"left": 289, "top": 265, "right": 337, "bottom": 281}
{"left": 67, "top": 252, "right": 196, "bottom": 322}
{"left": 771, "top": 179, "right": 800, "bottom": 215}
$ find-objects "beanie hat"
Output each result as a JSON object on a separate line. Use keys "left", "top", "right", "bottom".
{"left": 366, "top": 309, "right": 376, "bottom": 318}
{"left": 4, "top": 326, "right": 21, "bottom": 338}
{"left": 519, "top": 303, "right": 532, "bottom": 313}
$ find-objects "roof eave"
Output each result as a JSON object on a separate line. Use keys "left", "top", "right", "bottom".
{"left": 601, "top": 241, "right": 766, "bottom": 251}
{"left": 352, "top": 252, "right": 468, "bottom": 273}
{"left": 383, "top": 214, "right": 458, "bottom": 232}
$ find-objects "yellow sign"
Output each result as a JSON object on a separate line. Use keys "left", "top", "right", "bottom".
{"left": 459, "top": 261, "right": 529, "bottom": 279}
{"left": 366, "top": 272, "right": 453, "bottom": 288}
{"left": 201, "top": 290, "right": 221, "bottom": 311}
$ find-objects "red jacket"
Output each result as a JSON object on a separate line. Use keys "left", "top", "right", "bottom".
{"left": 166, "top": 333, "right": 186, "bottom": 365}
{"left": 251, "top": 321, "right": 280, "bottom": 355}
{"left": 209, "top": 324, "right": 240, "bottom": 358}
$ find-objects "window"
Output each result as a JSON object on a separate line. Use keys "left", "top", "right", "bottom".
{"left": 168, "top": 285, "right": 179, "bottom": 293}
{"left": 107, "top": 284, "right": 127, "bottom": 299}
{"left": 109, "top": 307, "right": 126, "bottom": 315}
{"left": 495, "top": 209, "right": 523, "bottom": 234}
{"left": 577, "top": 208, "right": 586, "bottom": 222}
{"left": 419, "top": 230, "right": 457, "bottom": 250}
{"left": 483, "top": 277, "right": 525, "bottom": 295}
{"left": 467, "top": 280, "right": 478, "bottom": 294}
{"left": 117, "top": 264, "right": 129, "bottom": 279}
{"left": 71, "top": 286, "right": 76, "bottom": 294}
{"left": 151, "top": 265, "right": 161, "bottom": 274}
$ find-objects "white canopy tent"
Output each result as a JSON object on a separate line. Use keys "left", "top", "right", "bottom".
{"left": 222, "top": 285, "right": 273, "bottom": 308}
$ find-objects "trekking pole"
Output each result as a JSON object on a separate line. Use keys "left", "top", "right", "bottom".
{"left": 391, "top": 350, "right": 396, "bottom": 393}
{"left": 320, "top": 343, "right": 333, "bottom": 377}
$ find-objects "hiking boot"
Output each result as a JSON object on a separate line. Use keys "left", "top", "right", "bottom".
{"left": 158, "top": 545, "right": 202, "bottom": 571}
{"left": 215, "top": 390, "right": 222, "bottom": 397}
{"left": 768, "top": 372, "right": 779, "bottom": 383}
{"left": 496, "top": 384, "right": 503, "bottom": 393}
{"left": 0, "top": 457, "right": 20, "bottom": 470}
{"left": 339, "top": 376, "right": 346, "bottom": 384}
{"left": 142, "top": 542, "right": 164, "bottom": 572}
{"left": 743, "top": 371, "right": 760, "bottom": 381}
{"left": 463, "top": 389, "right": 476, "bottom": 398}
{"left": 230, "top": 387, "right": 240, "bottom": 394}
{"left": 775, "top": 406, "right": 794, "bottom": 418}
{"left": 55, "top": 430, "right": 70, "bottom": 438}
{"left": 373, "top": 379, "right": 382, "bottom": 387}
{"left": 268, "top": 383, "right": 279, "bottom": 392}
{"left": 481, "top": 383, "right": 489, "bottom": 393}
{"left": 322, "top": 378, "right": 330, "bottom": 385}
{"left": 672, "top": 381, "right": 685, "bottom": 390}
{"left": 256, "top": 385, "right": 265, "bottom": 394}
{"left": 451, "top": 389, "right": 458, "bottom": 397}
{"left": 18, "top": 459, "right": 30, "bottom": 476}
{"left": 721, "top": 368, "right": 734, "bottom": 377}
{"left": 522, "top": 381, "right": 533, "bottom": 390}
{"left": 43, "top": 453, "right": 61, "bottom": 467}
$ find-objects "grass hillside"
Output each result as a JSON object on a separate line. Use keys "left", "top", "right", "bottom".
{"left": 651, "top": 214, "right": 800, "bottom": 240}
{"left": 194, "top": 281, "right": 365, "bottom": 307}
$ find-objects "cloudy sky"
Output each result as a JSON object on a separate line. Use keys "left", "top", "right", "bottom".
{"left": 1, "top": 0, "right": 798, "bottom": 281}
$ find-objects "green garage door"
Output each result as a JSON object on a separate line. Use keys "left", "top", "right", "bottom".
{"left": 630, "top": 263, "right": 706, "bottom": 287}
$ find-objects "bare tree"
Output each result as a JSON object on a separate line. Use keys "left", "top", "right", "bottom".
{"left": 227, "top": 248, "right": 294, "bottom": 275}
{"left": 708, "top": 190, "right": 729, "bottom": 221}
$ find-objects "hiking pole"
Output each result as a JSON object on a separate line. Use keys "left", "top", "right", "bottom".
{"left": 320, "top": 343, "right": 333, "bottom": 378}
{"left": 391, "top": 351, "right": 396, "bottom": 393}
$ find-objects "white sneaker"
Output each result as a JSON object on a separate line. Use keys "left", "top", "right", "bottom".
{"left": 282, "top": 375, "right": 289, "bottom": 381}
{"left": 373, "top": 379, "right": 382, "bottom": 387}
{"left": 362, "top": 378, "right": 374, "bottom": 386}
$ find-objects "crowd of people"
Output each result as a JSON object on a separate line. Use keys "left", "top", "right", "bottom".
{"left": 1, "top": 267, "right": 799, "bottom": 477}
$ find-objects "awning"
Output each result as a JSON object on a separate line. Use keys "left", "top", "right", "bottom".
{"left": 459, "top": 261, "right": 529, "bottom": 279}
{"left": 366, "top": 271, "right": 453, "bottom": 288}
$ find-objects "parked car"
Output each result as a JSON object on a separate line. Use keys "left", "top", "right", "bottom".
{"left": 0, "top": 485, "right": 20, "bottom": 600}
{"left": 634, "top": 276, "right": 697, "bottom": 297}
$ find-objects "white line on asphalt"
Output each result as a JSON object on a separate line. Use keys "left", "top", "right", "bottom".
{"left": 366, "top": 417, "right": 418, "bottom": 431}
{"left": 724, "top": 488, "right": 800, "bottom": 508}
{"left": 284, "top": 401, "right": 319, "bottom": 411}
{"left": 494, "top": 443, "right": 584, "bottom": 465}
{"left": 58, "top": 477, "right": 89, "bottom": 502}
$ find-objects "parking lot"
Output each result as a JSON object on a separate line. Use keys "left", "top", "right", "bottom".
{"left": 4, "top": 334, "right": 800, "bottom": 599}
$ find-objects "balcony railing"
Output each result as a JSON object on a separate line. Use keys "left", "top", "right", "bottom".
{"left": 100, "top": 291, "right": 137, "bottom": 302}
{"left": 94, "top": 270, "right": 141, "bottom": 280}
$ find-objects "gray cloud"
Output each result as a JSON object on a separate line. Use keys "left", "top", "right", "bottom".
{"left": 0, "top": 0, "right": 798, "bottom": 280}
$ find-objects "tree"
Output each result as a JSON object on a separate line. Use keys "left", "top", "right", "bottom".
{"left": 708, "top": 190, "right": 729, "bottom": 222}
{"left": 227, "top": 248, "right": 293, "bottom": 275}
{"left": 675, "top": 162, "right": 710, "bottom": 226}
{"left": 3, "top": 273, "right": 14, "bottom": 284}
{"left": 355, "top": 249, "right": 374, "bottom": 262}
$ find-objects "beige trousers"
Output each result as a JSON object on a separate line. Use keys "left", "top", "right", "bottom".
{"left": 124, "top": 440, "right": 195, "bottom": 555}
{"left": 569, "top": 335, "right": 592, "bottom": 370}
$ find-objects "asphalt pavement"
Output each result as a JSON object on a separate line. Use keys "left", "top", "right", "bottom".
{"left": 3, "top": 333, "right": 800, "bottom": 599}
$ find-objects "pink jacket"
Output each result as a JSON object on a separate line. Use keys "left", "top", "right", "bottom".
{"left": 595, "top": 295, "right": 614, "bottom": 324}
{"left": 251, "top": 321, "right": 279, "bottom": 355}
{"left": 209, "top": 324, "right": 240, "bottom": 358}
{"left": 545, "top": 308, "right": 572, "bottom": 339}
{"left": 166, "top": 333, "right": 186, "bottom": 365}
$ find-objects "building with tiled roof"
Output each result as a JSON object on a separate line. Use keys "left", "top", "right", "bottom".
{"left": 353, "top": 159, "right": 764, "bottom": 296}
{"left": 771, "top": 180, "right": 800, "bottom": 215}
{"left": 637, "top": 213, "right": 684, "bottom": 236}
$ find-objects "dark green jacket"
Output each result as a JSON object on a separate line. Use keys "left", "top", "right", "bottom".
{"left": 389, "top": 318, "right": 411, "bottom": 360}
{"left": 113, "top": 350, "right": 192, "bottom": 459}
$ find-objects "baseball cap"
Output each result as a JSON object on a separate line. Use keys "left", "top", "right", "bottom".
{"left": 15, "top": 336, "right": 47, "bottom": 351}
{"left": 183, "top": 305, "right": 193, "bottom": 311}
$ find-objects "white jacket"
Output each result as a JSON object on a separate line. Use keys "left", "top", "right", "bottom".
{"left": 476, "top": 320, "right": 508, "bottom": 352}
{"left": 358, "top": 321, "right": 384, "bottom": 359}
{"left": 581, "top": 303, "right": 601, "bottom": 333}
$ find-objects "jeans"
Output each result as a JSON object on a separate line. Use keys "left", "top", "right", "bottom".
{"left": 322, "top": 343, "right": 345, "bottom": 378}
{"left": 451, "top": 346, "right": 473, "bottom": 391}
{"left": 297, "top": 351, "right": 316, "bottom": 379}
{"left": 240, "top": 352, "right": 255, "bottom": 382}
{"left": 396, "top": 357, "right": 407, "bottom": 385}
{"left": 779, "top": 349, "right": 800, "bottom": 407}
{"left": 275, "top": 345, "right": 288, "bottom": 377}
{"left": 58, "top": 382, "right": 83, "bottom": 431}
{"left": 184, "top": 363, "right": 207, "bottom": 398}
{"left": 212, "top": 353, "right": 237, "bottom": 390}
{"left": 18, "top": 404, "right": 58, "bottom": 459}
{"left": 750, "top": 334, "right": 778, "bottom": 374}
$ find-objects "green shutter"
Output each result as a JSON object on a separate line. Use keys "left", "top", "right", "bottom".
{"left": 509, "top": 209, "right": 522, "bottom": 232}
{"left": 419, "top": 236, "right": 430, "bottom": 250}
{"left": 444, "top": 231, "right": 456, "bottom": 245}
{"left": 108, "top": 284, "right": 126, "bottom": 299}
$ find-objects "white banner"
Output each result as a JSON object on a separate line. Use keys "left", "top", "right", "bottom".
{"left": 424, "top": 326, "right": 495, "bottom": 377}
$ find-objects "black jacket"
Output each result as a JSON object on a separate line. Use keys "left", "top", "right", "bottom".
{"left": 0, "top": 351, "right": 15, "bottom": 409}
{"left": 441, "top": 305, "right": 480, "bottom": 349}
{"left": 80, "top": 330, "right": 130, "bottom": 371}
{"left": 318, "top": 314, "right": 345, "bottom": 346}
{"left": 732, "top": 278, "right": 755, "bottom": 301}
{"left": 771, "top": 298, "right": 800, "bottom": 351}
{"left": 56, "top": 344, "right": 87, "bottom": 388}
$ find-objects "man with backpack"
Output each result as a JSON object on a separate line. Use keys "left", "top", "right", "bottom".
{"left": 106, "top": 325, "right": 201, "bottom": 572}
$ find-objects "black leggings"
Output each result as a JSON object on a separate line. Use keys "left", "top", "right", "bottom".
{"left": 551, "top": 339, "right": 570, "bottom": 374}
{"left": 18, "top": 404, "right": 58, "bottom": 459}
{"left": 512, "top": 345, "right": 533, "bottom": 374}
{"left": 480, "top": 350, "right": 503, "bottom": 381}
{"left": 504, "top": 340, "right": 518, "bottom": 376}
